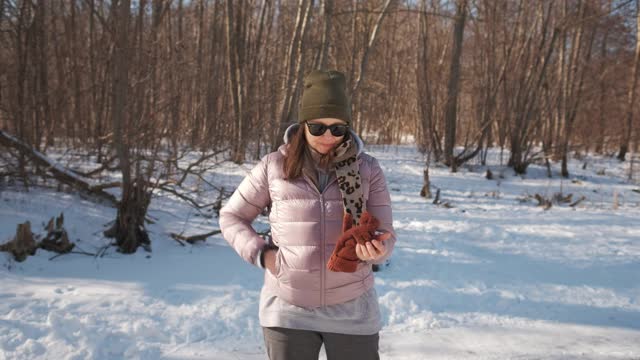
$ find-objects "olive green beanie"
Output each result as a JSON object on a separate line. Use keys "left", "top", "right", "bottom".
{"left": 299, "top": 69, "right": 351, "bottom": 124}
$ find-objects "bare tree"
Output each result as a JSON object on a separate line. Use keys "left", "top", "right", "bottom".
{"left": 274, "top": 0, "right": 314, "bottom": 150}
{"left": 315, "top": 0, "right": 334, "bottom": 70}
{"left": 443, "top": 0, "right": 467, "bottom": 172}
{"left": 1, "top": 0, "right": 639, "bottom": 254}
{"left": 595, "top": 0, "right": 613, "bottom": 154}
{"left": 105, "top": 0, "right": 151, "bottom": 253}
{"left": 416, "top": 0, "right": 445, "bottom": 160}
{"left": 226, "top": 0, "right": 246, "bottom": 163}
{"left": 507, "top": 2, "right": 560, "bottom": 174}
{"left": 558, "top": 0, "right": 596, "bottom": 177}
{"left": 350, "top": 0, "right": 394, "bottom": 134}
{"left": 617, "top": 0, "right": 640, "bottom": 161}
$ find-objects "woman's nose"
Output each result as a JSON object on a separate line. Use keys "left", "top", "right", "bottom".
{"left": 322, "top": 130, "right": 334, "bottom": 139}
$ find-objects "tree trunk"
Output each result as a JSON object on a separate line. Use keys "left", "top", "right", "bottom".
{"left": 205, "top": 0, "right": 222, "bottom": 148}
{"left": 274, "top": 0, "right": 314, "bottom": 150}
{"left": 617, "top": 0, "right": 640, "bottom": 161}
{"left": 443, "top": 0, "right": 467, "bottom": 172}
{"left": 316, "top": 0, "right": 333, "bottom": 70}
{"left": 107, "top": 0, "right": 150, "bottom": 254}
{"left": 0, "top": 222, "right": 36, "bottom": 262}
{"left": 596, "top": 1, "right": 612, "bottom": 154}
{"left": 561, "top": 0, "right": 594, "bottom": 178}
{"left": 226, "top": 0, "right": 245, "bottom": 164}
{"left": 351, "top": 0, "right": 393, "bottom": 134}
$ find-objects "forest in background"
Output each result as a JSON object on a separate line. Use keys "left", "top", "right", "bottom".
{"left": 0, "top": 0, "right": 639, "bottom": 253}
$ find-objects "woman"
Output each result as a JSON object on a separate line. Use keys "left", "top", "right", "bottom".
{"left": 220, "top": 69, "right": 396, "bottom": 360}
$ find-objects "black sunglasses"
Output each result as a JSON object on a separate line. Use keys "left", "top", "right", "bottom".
{"left": 305, "top": 122, "right": 349, "bottom": 137}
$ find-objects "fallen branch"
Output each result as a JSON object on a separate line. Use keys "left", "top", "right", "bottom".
{"left": 0, "top": 130, "right": 118, "bottom": 206}
{"left": 569, "top": 195, "right": 586, "bottom": 207}
{"left": 170, "top": 227, "right": 269, "bottom": 245}
{"left": 96, "top": 244, "right": 112, "bottom": 258}
{"left": 553, "top": 192, "right": 573, "bottom": 204}
{"left": 49, "top": 250, "right": 98, "bottom": 261}
{"left": 534, "top": 194, "right": 553, "bottom": 210}
{"left": 89, "top": 181, "right": 122, "bottom": 192}
{"left": 171, "top": 236, "right": 186, "bottom": 247}
{"left": 69, "top": 155, "right": 119, "bottom": 178}
{"left": 170, "top": 229, "right": 222, "bottom": 244}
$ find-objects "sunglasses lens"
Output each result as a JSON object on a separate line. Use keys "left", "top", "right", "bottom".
{"left": 306, "top": 123, "right": 348, "bottom": 137}
{"left": 307, "top": 123, "right": 327, "bottom": 136}
{"left": 329, "top": 125, "right": 348, "bottom": 136}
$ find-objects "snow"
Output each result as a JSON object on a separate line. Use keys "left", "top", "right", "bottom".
{"left": 1, "top": 146, "right": 639, "bottom": 359}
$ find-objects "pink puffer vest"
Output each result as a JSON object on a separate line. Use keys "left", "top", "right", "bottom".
{"left": 219, "top": 141, "right": 395, "bottom": 308}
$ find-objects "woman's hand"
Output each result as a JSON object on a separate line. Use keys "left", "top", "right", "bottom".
{"left": 263, "top": 249, "right": 278, "bottom": 275}
{"left": 355, "top": 233, "right": 392, "bottom": 262}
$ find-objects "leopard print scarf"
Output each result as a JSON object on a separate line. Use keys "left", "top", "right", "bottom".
{"left": 332, "top": 138, "right": 365, "bottom": 226}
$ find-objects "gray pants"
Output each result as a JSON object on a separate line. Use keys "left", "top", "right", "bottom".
{"left": 262, "top": 327, "right": 380, "bottom": 360}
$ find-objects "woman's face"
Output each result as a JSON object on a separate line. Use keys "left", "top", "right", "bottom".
{"left": 303, "top": 118, "right": 348, "bottom": 154}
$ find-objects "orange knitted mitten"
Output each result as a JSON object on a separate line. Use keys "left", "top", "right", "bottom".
{"left": 327, "top": 211, "right": 385, "bottom": 272}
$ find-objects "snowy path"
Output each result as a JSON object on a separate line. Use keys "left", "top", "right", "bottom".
{"left": 1, "top": 147, "right": 639, "bottom": 359}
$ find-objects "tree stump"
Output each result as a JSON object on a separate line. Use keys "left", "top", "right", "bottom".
{"left": 1, "top": 213, "right": 76, "bottom": 261}
{"left": 0, "top": 221, "right": 37, "bottom": 262}
{"left": 39, "top": 213, "right": 75, "bottom": 254}
{"left": 485, "top": 169, "right": 493, "bottom": 180}
{"left": 420, "top": 168, "right": 432, "bottom": 198}
{"left": 104, "top": 182, "right": 152, "bottom": 253}
{"left": 432, "top": 189, "right": 441, "bottom": 205}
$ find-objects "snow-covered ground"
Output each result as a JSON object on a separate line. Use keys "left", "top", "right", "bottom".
{"left": 1, "top": 146, "right": 639, "bottom": 360}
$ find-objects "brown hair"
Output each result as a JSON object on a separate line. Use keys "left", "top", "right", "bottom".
{"left": 283, "top": 127, "right": 307, "bottom": 180}
{"left": 283, "top": 125, "right": 342, "bottom": 179}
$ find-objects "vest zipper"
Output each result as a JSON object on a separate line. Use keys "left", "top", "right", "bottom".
{"left": 303, "top": 174, "right": 327, "bottom": 306}
{"left": 320, "top": 193, "right": 326, "bottom": 307}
